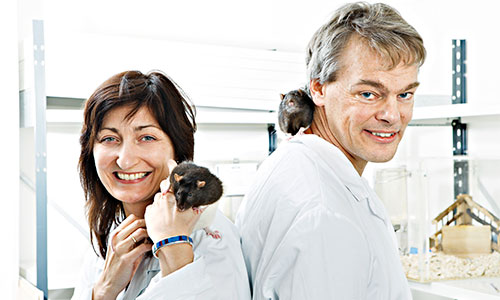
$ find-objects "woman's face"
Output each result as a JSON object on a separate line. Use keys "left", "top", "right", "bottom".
{"left": 93, "top": 105, "right": 175, "bottom": 213}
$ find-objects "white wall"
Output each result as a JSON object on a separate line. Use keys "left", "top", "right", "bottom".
{"left": 1, "top": 0, "right": 19, "bottom": 298}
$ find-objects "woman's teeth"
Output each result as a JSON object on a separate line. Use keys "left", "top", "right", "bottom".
{"left": 116, "top": 172, "right": 147, "bottom": 180}
{"left": 371, "top": 132, "right": 395, "bottom": 138}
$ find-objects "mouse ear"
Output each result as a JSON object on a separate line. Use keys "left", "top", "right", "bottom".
{"left": 197, "top": 180, "right": 206, "bottom": 188}
{"left": 280, "top": 93, "right": 285, "bottom": 100}
{"left": 297, "top": 89, "right": 305, "bottom": 96}
{"left": 174, "top": 173, "right": 183, "bottom": 182}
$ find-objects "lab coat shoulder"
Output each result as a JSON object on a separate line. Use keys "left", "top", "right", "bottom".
{"left": 138, "top": 211, "right": 251, "bottom": 300}
{"left": 258, "top": 206, "right": 371, "bottom": 300}
{"left": 239, "top": 139, "right": 371, "bottom": 299}
{"left": 238, "top": 140, "right": 324, "bottom": 215}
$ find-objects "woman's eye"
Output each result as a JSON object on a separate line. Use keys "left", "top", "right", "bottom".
{"left": 360, "top": 92, "right": 376, "bottom": 100}
{"left": 141, "top": 135, "right": 156, "bottom": 142}
{"left": 100, "top": 136, "right": 116, "bottom": 143}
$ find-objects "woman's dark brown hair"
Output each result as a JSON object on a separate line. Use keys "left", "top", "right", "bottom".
{"left": 78, "top": 70, "right": 196, "bottom": 258}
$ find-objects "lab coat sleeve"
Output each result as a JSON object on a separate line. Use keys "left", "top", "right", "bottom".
{"left": 71, "top": 250, "right": 101, "bottom": 300}
{"left": 255, "top": 206, "right": 371, "bottom": 300}
{"left": 138, "top": 213, "right": 251, "bottom": 300}
{"left": 137, "top": 256, "right": 217, "bottom": 299}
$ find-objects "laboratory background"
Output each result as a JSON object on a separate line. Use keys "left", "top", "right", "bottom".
{"left": 1, "top": 0, "right": 500, "bottom": 299}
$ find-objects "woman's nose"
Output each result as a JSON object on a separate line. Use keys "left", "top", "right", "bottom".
{"left": 116, "top": 141, "right": 139, "bottom": 170}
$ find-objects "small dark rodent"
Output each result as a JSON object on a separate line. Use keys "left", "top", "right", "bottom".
{"left": 170, "top": 162, "right": 223, "bottom": 211}
{"left": 278, "top": 89, "right": 315, "bottom": 135}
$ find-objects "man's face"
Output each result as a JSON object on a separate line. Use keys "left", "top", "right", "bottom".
{"left": 311, "top": 37, "right": 419, "bottom": 174}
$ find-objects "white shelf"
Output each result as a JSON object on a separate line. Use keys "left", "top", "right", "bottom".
{"left": 410, "top": 278, "right": 500, "bottom": 300}
{"left": 46, "top": 109, "right": 278, "bottom": 125}
{"left": 411, "top": 103, "right": 500, "bottom": 125}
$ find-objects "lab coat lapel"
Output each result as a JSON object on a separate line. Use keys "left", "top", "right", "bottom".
{"left": 292, "top": 134, "right": 388, "bottom": 223}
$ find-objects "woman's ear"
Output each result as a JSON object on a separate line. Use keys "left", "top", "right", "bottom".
{"left": 309, "top": 79, "right": 326, "bottom": 107}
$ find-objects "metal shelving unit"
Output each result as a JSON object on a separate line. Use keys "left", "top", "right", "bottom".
{"left": 406, "top": 40, "right": 500, "bottom": 300}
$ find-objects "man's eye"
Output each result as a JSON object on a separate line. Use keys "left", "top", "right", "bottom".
{"left": 399, "top": 92, "right": 413, "bottom": 100}
{"left": 361, "top": 92, "right": 376, "bottom": 100}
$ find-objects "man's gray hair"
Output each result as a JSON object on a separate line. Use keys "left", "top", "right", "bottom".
{"left": 306, "top": 2, "right": 426, "bottom": 85}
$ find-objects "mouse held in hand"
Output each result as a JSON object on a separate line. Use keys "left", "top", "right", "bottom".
{"left": 278, "top": 88, "right": 315, "bottom": 136}
{"left": 169, "top": 162, "right": 223, "bottom": 211}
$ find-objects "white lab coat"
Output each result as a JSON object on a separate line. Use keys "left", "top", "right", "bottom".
{"left": 236, "top": 134, "right": 411, "bottom": 300}
{"left": 72, "top": 210, "right": 251, "bottom": 300}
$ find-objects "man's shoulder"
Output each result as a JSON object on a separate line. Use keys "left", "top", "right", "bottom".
{"left": 262, "top": 139, "right": 319, "bottom": 176}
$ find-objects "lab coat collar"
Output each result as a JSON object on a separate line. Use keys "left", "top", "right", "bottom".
{"left": 290, "top": 135, "right": 387, "bottom": 222}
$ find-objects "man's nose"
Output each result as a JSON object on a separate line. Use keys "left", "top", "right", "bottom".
{"left": 376, "top": 97, "right": 401, "bottom": 124}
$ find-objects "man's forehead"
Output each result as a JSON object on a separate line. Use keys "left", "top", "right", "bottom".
{"left": 339, "top": 35, "right": 419, "bottom": 74}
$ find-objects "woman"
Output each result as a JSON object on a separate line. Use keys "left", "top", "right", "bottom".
{"left": 72, "top": 70, "right": 251, "bottom": 300}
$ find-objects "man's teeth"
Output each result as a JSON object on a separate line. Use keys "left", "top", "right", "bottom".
{"left": 117, "top": 172, "right": 147, "bottom": 180}
{"left": 371, "top": 132, "right": 394, "bottom": 138}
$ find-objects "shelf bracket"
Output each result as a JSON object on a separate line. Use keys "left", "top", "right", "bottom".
{"left": 452, "top": 39, "right": 468, "bottom": 199}
{"left": 32, "top": 20, "right": 49, "bottom": 300}
{"left": 452, "top": 118, "right": 468, "bottom": 197}
{"left": 452, "top": 39, "right": 467, "bottom": 104}
{"left": 267, "top": 123, "right": 277, "bottom": 155}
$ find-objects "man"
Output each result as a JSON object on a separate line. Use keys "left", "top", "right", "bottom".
{"left": 235, "top": 2, "right": 425, "bottom": 299}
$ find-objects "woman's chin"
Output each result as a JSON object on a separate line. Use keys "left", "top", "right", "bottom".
{"left": 116, "top": 194, "right": 154, "bottom": 206}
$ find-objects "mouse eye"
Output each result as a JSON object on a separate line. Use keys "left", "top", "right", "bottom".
{"left": 188, "top": 192, "right": 193, "bottom": 197}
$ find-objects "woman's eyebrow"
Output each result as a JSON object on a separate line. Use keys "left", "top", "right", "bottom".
{"left": 135, "top": 124, "right": 161, "bottom": 131}
{"left": 100, "top": 127, "right": 119, "bottom": 134}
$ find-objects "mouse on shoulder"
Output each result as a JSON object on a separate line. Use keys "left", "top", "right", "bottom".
{"left": 278, "top": 88, "right": 315, "bottom": 136}
{"left": 169, "top": 161, "right": 224, "bottom": 238}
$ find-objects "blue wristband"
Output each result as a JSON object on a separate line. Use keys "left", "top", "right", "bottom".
{"left": 152, "top": 235, "right": 193, "bottom": 258}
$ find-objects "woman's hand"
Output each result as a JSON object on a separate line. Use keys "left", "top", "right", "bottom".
{"left": 92, "top": 214, "right": 152, "bottom": 300}
{"left": 144, "top": 159, "right": 204, "bottom": 276}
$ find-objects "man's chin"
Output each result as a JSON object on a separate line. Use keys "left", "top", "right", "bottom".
{"left": 367, "top": 152, "right": 397, "bottom": 163}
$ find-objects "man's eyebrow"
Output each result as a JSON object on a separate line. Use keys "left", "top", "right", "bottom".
{"left": 399, "top": 82, "right": 420, "bottom": 93}
{"left": 353, "top": 80, "right": 389, "bottom": 94}
{"left": 353, "top": 80, "right": 420, "bottom": 93}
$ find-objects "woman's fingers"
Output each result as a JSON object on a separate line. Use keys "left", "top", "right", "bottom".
{"left": 159, "top": 159, "right": 177, "bottom": 193}
{"left": 165, "top": 190, "right": 177, "bottom": 206}
{"left": 160, "top": 179, "right": 170, "bottom": 194}
{"left": 114, "top": 218, "right": 146, "bottom": 242}
{"left": 167, "top": 159, "right": 177, "bottom": 175}
{"left": 114, "top": 227, "right": 149, "bottom": 253}
{"left": 112, "top": 213, "right": 139, "bottom": 235}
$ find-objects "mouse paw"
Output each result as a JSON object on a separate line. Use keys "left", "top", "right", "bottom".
{"left": 204, "top": 228, "right": 221, "bottom": 239}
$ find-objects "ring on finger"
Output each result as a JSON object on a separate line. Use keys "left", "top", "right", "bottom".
{"left": 131, "top": 236, "right": 138, "bottom": 245}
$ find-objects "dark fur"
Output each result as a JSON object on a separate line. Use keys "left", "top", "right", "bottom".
{"left": 278, "top": 89, "right": 315, "bottom": 135}
{"left": 170, "top": 162, "right": 223, "bottom": 210}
